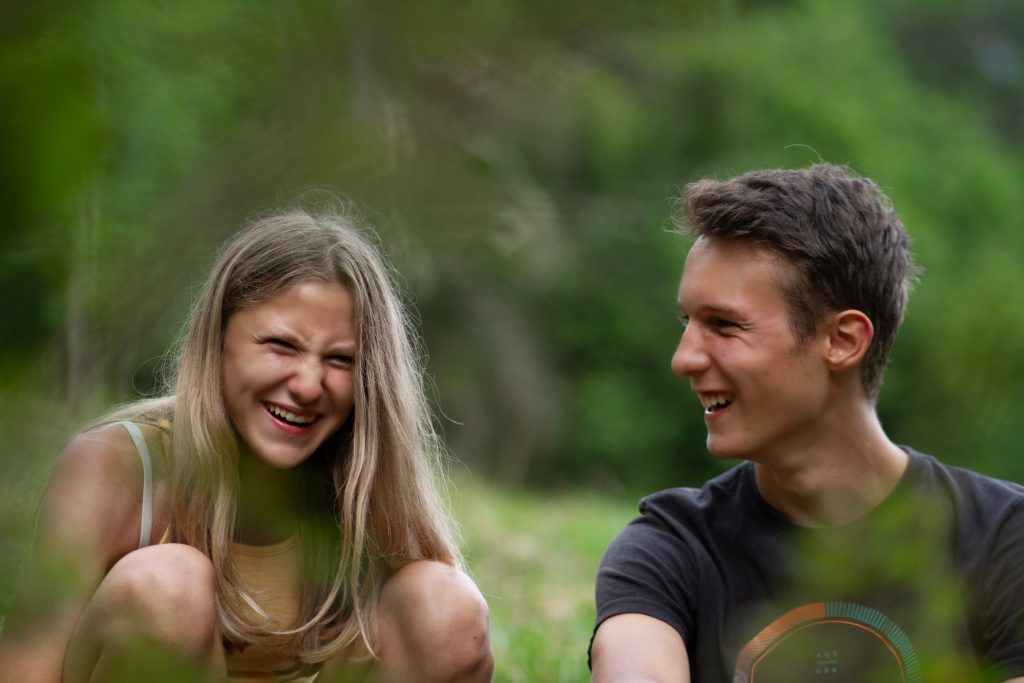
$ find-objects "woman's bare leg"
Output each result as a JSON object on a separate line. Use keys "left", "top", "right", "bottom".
{"left": 63, "top": 543, "right": 226, "bottom": 683}
{"left": 375, "top": 561, "right": 492, "bottom": 682}
{"left": 321, "top": 560, "right": 492, "bottom": 683}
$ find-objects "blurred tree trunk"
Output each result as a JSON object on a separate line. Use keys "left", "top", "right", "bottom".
{"left": 65, "top": 179, "right": 100, "bottom": 407}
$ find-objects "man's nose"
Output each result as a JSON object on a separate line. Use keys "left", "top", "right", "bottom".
{"left": 670, "top": 325, "right": 710, "bottom": 379}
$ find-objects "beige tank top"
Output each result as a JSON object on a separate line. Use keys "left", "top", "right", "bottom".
{"left": 118, "top": 422, "right": 320, "bottom": 682}
{"left": 226, "top": 535, "right": 319, "bottom": 682}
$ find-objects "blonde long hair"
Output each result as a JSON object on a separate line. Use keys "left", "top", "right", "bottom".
{"left": 105, "top": 209, "right": 460, "bottom": 662}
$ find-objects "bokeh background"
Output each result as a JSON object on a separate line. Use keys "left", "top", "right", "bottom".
{"left": 3, "top": 1, "right": 1024, "bottom": 680}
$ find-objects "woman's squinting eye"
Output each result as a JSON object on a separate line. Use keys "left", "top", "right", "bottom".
{"left": 265, "top": 338, "right": 297, "bottom": 351}
{"left": 328, "top": 354, "right": 355, "bottom": 367}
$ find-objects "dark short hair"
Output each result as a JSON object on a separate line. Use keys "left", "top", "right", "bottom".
{"left": 680, "top": 163, "right": 919, "bottom": 401}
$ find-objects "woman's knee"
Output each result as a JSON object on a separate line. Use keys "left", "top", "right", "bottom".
{"left": 64, "top": 544, "right": 223, "bottom": 682}
{"left": 90, "top": 544, "right": 219, "bottom": 650}
{"left": 378, "top": 561, "right": 492, "bottom": 681}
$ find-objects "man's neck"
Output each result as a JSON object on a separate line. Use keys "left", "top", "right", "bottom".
{"left": 752, "top": 405, "right": 908, "bottom": 528}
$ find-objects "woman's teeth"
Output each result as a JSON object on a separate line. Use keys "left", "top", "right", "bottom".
{"left": 266, "top": 404, "right": 316, "bottom": 425}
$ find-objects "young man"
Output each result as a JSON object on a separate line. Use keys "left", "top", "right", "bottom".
{"left": 590, "top": 164, "right": 1024, "bottom": 682}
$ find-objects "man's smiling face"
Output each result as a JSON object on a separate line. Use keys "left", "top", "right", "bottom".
{"left": 671, "top": 236, "right": 832, "bottom": 463}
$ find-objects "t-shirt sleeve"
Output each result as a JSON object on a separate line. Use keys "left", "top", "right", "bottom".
{"left": 976, "top": 498, "right": 1024, "bottom": 678}
{"left": 592, "top": 503, "right": 699, "bottom": 646}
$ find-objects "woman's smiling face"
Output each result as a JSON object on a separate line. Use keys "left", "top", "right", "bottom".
{"left": 221, "top": 280, "right": 358, "bottom": 469}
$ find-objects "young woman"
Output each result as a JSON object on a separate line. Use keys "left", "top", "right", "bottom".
{"left": 0, "top": 210, "right": 493, "bottom": 682}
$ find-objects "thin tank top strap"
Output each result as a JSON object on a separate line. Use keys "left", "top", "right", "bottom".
{"left": 116, "top": 421, "right": 153, "bottom": 549}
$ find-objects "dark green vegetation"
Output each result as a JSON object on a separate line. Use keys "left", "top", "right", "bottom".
{"left": 3, "top": 1, "right": 1024, "bottom": 678}
{"left": 4, "top": 0, "right": 1024, "bottom": 491}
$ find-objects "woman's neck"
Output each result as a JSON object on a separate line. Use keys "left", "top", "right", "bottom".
{"left": 235, "top": 451, "right": 301, "bottom": 545}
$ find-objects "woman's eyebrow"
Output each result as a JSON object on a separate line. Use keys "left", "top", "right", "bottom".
{"left": 325, "top": 340, "right": 358, "bottom": 354}
{"left": 253, "top": 326, "right": 304, "bottom": 343}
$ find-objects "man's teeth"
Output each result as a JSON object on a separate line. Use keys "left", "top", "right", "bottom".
{"left": 699, "top": 393, "right": 733, "bottom": 411}
{"left": 266, "top": 404, "right": 316, "bottom": 425}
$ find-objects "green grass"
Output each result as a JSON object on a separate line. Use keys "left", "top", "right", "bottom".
{"left": 451, "top": 476, "right": 636, "bottom": 682}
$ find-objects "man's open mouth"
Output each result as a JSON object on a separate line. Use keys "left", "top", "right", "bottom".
{"left": 699, "top": 393, "right": 734, "bottom": 415}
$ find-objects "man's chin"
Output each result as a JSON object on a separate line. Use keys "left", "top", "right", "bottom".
{"left": 705, "top": 437, "right": 745, "bottom": 461}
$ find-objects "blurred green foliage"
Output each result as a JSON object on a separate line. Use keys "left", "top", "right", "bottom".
{"left": 2, "top": 0, "right": 1024, "bottom": 500}
{"left": 451, "top": 475, "right": 637, "bottom": 682}
{"left": 3, "top": 2, "right": 1024, "bottom": 680}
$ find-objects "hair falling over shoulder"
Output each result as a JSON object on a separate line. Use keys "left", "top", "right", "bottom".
{"left": 97, "top": 209, "right": 461, "bottom": 664}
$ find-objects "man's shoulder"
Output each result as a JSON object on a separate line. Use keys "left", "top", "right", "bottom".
{"left": 907, "top": 448, "right": 1024, "bottom": 507}
{"left": 904, "top": 448, "right": 1024, "bottom": 546}
{"left": 626, "top": 462, "right": 778, "bottom": 547}
{"left": 595, "top": 466, "right": 759, "bottom": 649}
{"left": 639, "top": 462, "right": 753, "bottom": 516}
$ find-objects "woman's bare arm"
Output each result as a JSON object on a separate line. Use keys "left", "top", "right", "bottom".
{"left": 0, "top": 425, "right": 149, "bottom": 682}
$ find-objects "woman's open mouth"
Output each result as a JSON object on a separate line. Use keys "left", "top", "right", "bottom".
{"left": 264, "top": 403, "right": 318, "bottom": 427}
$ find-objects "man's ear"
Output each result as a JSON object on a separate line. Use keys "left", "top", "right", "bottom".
{"left": 825, "top": 310, "right": 873, "bottom": 371}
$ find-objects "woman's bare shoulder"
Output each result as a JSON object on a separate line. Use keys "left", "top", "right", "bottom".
{"left": 40, "top": 422, "right": 153, "bottom": 561}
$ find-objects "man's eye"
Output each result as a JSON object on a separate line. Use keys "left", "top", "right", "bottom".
{"left": 678, "top": 314, "right": 690, "bottom": 329}
{"left": 710, "top": 317, "right": 736, "bottom": 330}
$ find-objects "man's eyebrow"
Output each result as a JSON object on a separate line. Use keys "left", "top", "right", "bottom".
{"left": 677, "top": 302, "right": 748, "bottom": 320}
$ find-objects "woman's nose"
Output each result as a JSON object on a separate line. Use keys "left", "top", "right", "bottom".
{"left": 288, "top": 360, "right": 325, "bottom": 403}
